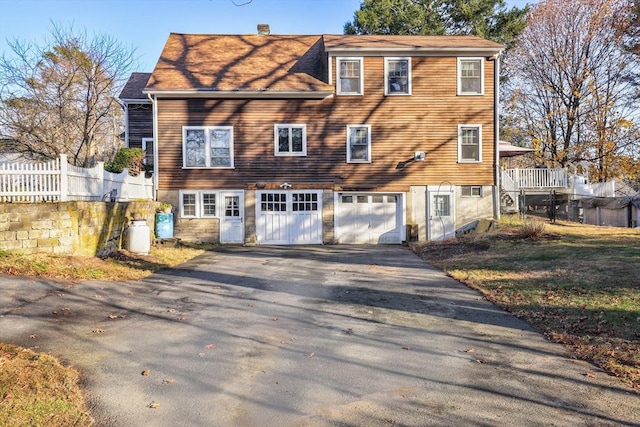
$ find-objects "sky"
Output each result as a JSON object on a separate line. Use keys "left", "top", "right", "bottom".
{"left": 0, "top": 0, "right": 533, "bottom": 72}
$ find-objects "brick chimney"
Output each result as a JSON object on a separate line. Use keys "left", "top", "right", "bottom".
{"left": 257, "top": 24, "right": 270, "bottom": 35}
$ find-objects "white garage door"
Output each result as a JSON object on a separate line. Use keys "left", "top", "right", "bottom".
{"left": 336, "top": 193, "right": 403, "bottom": 244}
{"left": 256, "top": 190, "right": 323, "bottom": 245}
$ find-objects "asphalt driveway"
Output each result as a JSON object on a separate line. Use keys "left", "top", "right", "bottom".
{"left": 0, "top": 245, "right": 638, "bottom": 426}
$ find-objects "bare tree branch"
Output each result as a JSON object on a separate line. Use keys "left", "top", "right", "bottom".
{"left": 0, "top": 23, "right": 137, "bottom": 166}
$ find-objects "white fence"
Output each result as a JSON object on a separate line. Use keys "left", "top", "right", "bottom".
{"left": 0, "top": 154, "right": 153, "bottom": 203}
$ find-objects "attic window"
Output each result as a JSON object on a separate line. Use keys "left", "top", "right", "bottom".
{"left": 337, "top": 58, "right": 363, "bottom": 95}
{"left": 257, "top": 24, "right": 270, "bottom": 35}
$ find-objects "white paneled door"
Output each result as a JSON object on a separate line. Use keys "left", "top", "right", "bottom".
{"left": 220, "top": 192, "right": 244, "bottom": 243}
{"left": 255, "top": 190, "right": 323, "bottom": 245}
{"left": 428, "top": 189, "right": 455, "bottom": 240}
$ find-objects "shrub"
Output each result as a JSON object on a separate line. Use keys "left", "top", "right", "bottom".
{"left": 517, "top": 221, "right": 546, "bottom": 239}
{"left": 105, "top": 148, "right": 144, "bottom": 175}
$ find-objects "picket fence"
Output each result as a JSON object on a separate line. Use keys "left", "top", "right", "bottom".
{"left": 0, "top": 154, "right": 153, "bottom": 202}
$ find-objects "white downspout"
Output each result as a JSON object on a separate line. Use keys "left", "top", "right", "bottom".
{"left": 493, "top": 53, "right": 502, "bottom": 221}
{"left": 147, "top": 93, "right": 159, "bottom": 201}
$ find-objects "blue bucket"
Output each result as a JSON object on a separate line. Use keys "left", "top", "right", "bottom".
{"left": 155, "top": 213, "right": 174, "bottom": 239}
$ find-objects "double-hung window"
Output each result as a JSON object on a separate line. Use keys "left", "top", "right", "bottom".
{"left": 337, "top": 57, "right": 363, "bottom": 95}
{"left": 458, "top": 124, "right": 482, "bottom": 163}
{"left": 346, "top": 125, "right": 371, "bottom": 163}
{"left": 457, "top": 58, "right": 484, "bottom": 95}
{"left": 385, "top": 58, "right": 411, "bottom": 95}
{"left": 183, "top": 126, "right": 234, "bottom": 168}
{"left": 274, "top": 124, "right": 306, "bottom": 156}
{"left": 179, "top": 190, "right": 218, "bottom": 218}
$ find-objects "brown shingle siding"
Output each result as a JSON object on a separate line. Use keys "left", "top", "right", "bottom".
{"left": 155, "top": 55, "right": 495, "bottom": 191}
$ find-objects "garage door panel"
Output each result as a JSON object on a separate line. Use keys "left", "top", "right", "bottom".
{"left": 290, "top": 213, "right": 322, "bottom": 244}
{"left": 259, "top": 212, "right": 289, "bottom": 244}
{"left": 337, "top": 193, "right": 402, "bottom": 244}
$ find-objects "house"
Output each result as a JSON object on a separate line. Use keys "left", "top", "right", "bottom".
{"left": 137, "top": 28, "right": 504, "bottom": 244}
{"left": 119, "top": 72, "right": 154, "bottom": 166}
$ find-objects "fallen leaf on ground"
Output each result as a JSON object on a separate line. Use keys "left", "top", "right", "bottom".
{"left": 344, "top": 328, "right": 354, "bottom": 335}
{"left": 475, "top": 359, "right": 486, "bottom": 364}
{"left": 148, "top": 401, "right": 160, "bottom": 409}
{"left": 162, "top": 378, "right": 175, "bottom": 384}
{"left": 92, "top": 329, "right": 105, "bottom": 334}
{"left": 308, "top": 352, "right": 315, "bottom": 358}
{"left": 584, "top": 372, "right": 596, "bottom": 378}
{"left": 204, "top": 343, "right": 216, "bottom": 349}
{"left": 272, "top": 317, "right": 278, "bottom": 321}
{"left": 177, "top": 316, "right": 187, "bottom": 321}
{"left": 402, "top": 346, "right": 411, "bottom": 350}
{"left": 465, "top": 348, "right": 475, "bottom": 353}
{"left": 141, "top": 370, "right": 150, "bottom": 376}
{"left": 29, "top": 334, "right": 38, "bottom": 339}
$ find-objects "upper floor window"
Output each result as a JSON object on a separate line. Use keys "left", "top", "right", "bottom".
{"left": 346, "top": 125, "right": 371, "bottom": 163}
{"left": 458, "top": 124, "right": 482, "bottom": 163}
{"left": 458, "top": 58, "right": 484, "bottom": 95}
{"left": 385, "top": 58, "right": 411, "bottom": 95}
{"left": 337, "top": 57, "right": 363, "bottom": 95}
{"left": 183, "top": 126, "right": 234, "bottom": 168}
{"left": 274, "top": 124, "right": 306, "bottom": 156}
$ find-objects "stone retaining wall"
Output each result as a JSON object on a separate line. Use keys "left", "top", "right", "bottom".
{"left": 0, "top": 201, "right": 160, "bottom": 256}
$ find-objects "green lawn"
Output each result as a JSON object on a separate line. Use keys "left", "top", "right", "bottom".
{"left": 413, "top": 217, "right": 640, "bottom": 390}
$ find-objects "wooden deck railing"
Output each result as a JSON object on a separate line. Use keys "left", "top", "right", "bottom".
{"left": 502, "top": 168, "right": 568, "bottom": 189}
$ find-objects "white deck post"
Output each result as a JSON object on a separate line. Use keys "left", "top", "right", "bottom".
{"left": 59, "top": 154, "right": 68, "bottom": 201}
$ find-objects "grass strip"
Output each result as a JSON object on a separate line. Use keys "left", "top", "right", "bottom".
{"left": 0, "top": 343, "right": 93, "bottom": 426}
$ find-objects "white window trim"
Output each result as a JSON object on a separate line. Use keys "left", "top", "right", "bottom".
{"left": 458, "top": 124, "right": 483, "bottom": 163}
{"left": 179, "top": 190, "right": 222, "bottom": 218}
{"left": 142, "top": 137, "right": 154, "bottom": 165}
{"left": 182, "top": 126, "right": 234, "bottom": 169}
{"left": 179, "top": 190, "right": 199, "bottom": 218}
{"left": 336, "top": 57, "right": 364, "bottom": 96}
{"left": 384, "top": 57, "right": 411, "bottom": 96}
{"left": 274, "top": 124, "right": 307, "bottom": 156}
{"left": 461, "top": 185, "right": 483, "bottom": 197}
{"left": 346, "top": 124, "right": 372, "bottom": 163}
{"left": 200, "top": 192, "right": 218, "bottom": 218}
{"left": 457, "top": 57, "right": 484, "bottom": 96}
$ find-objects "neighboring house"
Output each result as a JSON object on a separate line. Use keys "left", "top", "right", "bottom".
{"left": 139, "top": 28, "right": 504, "bottom": 244}
{"left": 119, "top": 72, "right": 154, "bottom": 166}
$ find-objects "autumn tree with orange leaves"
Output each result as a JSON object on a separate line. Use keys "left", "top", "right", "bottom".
{"left": 502, "top": 0, "right": 640, "bottom": 186}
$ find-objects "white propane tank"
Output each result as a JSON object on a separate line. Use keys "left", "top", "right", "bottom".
{"left": 126, "top": 219, "right": 150, "bottom": 255}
